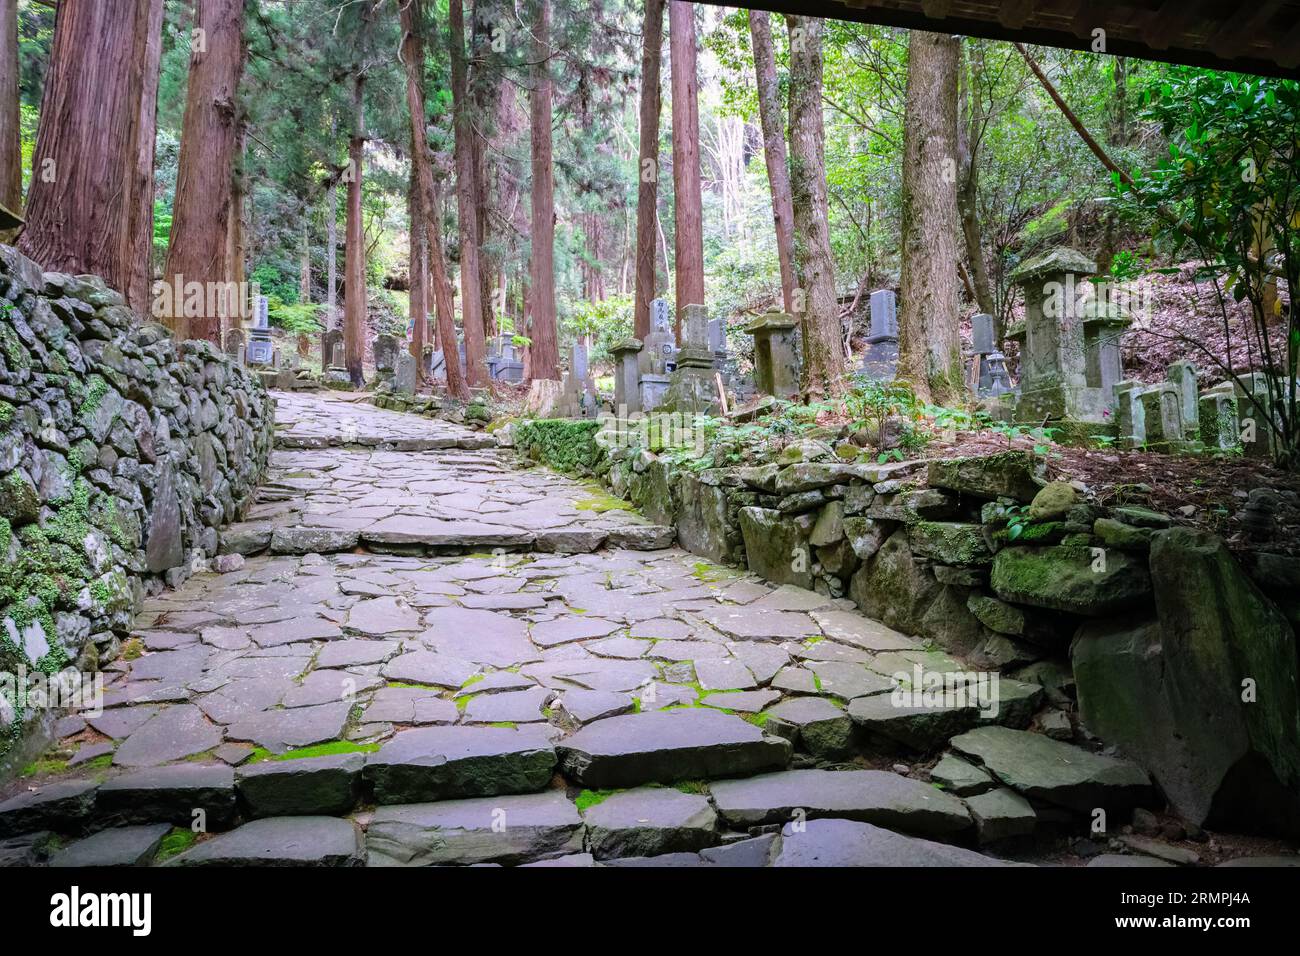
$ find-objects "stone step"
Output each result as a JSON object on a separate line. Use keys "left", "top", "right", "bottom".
{"left": 583, "top": 786, "right": 719, "bottom": 859}
{"left": 364, "top": 725, "right": 557, "bottom": 804}
{"left": 366, "top": 791, "right": 583, "bottom": 866}
{"left": 949, "top": 726, "right": 1154, "bottom": 815}
{"left": 0, "top": 780, "right": 98, "bottom": 837}
{"left": 236, "top": 753, "right": 365, "bottom": 819}
{"left": 556, "top": 710, "right": 792, "bottom": 788}
{"left": 48, "top": 824, "right": 172, "bottom": 867}
{"left": 97, "top": 764, "right": 237, "bottom": 828}
{"left": 770, "top": 818, "right": 1011, "bottom": 866}
{"left": 709, "top": 769, "right": 972, "bottom": 839}
{"left": 165, "top": 816, "right": 364, "bottom": 867}
{"left": 275, "top": 434, "right": 495, "bottom": 452}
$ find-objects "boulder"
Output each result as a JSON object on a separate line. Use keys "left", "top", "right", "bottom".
{"left": 907, "top": 522, "right": 992, "bottom": 566}
{"left": 1073, "top": 529, "right": 1300, "bottom": 836}
{"left": 927, "top": 452, "right": 1042, "bottom": 502}
{"left": 849, "top": 529, "right": 940, "bottom": 635}
{"left": 738, "top": 506, "right": 813, "bottom": 590}
{"left": 991, "top": 545, "right": 1151, "bottom": 618}
{"left": 675, "top": 473, "right": 732, "bottom": 563}
{"left": 1027, "top": 481, "right": 1077, "bottom": 521}
{"left": 950, "top": 726, "right": 1154, "bottom": 816}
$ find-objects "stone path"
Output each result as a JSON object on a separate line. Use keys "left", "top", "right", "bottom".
{"left": 221, "top": 390, "right": 671, "bottom": 555}
{"left": 1, "top": 390, "right": 1101, "bottom": 867}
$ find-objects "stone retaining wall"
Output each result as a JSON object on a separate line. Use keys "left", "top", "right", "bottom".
{"left": 0, "top": 246, "right": 275, "bottom": 772}
{"left": 526, "top": 419, "right": 1300, "bottom": 837}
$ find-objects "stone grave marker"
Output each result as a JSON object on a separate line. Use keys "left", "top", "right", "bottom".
{"left": 858, "top": 290, "right": 899, "bottom": 381}
{"left": 745, "top": 309, "right": 801, "bottom": 401}
{"left": 395, "top": 352, "right": 417, "bottom": 396}
{"left": 611, "top": 337, "right": 644, "bottom": 413}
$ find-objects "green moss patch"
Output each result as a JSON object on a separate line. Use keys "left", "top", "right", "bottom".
{"left": 514, "top": 419, "right": 603, "bottom": 475}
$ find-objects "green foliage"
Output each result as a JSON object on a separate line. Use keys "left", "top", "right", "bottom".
{"left": 563, "top": 296, "right": 634, "bottom": 363}
{"left": 514, "top": 419, "right": 603, "bottom": 475}
{"left": 267, "top": 298, "right": 323, "bottom": 336}
{"left": 1117, "top": 67, "right": 1300, "bottom": 466}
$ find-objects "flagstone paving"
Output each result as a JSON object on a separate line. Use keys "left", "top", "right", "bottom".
{"left": 0, "top": 389, "right": 1050, "bottom": 867}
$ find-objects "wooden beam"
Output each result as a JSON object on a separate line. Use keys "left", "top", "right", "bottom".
{"left": 1141, "top": 0, "right": 1208, "bottom": 51}
{"left": 920, "top": 0, "right": 955, "bottom": 19}
{"left": 1275, "top": 20, "right": 1300, "bottom": 69}
{"left": 1206, "top": 1, "right": 1284, "bottom": 59}
{"left": 998, "top": 0, "right": 1038, "bottom": 29}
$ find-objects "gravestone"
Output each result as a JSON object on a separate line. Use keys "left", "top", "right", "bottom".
{"left": 662, "top": 304, "right": 720, "bottom": 415}
{"left": 611, "top": 338, "right": 644, "bottom": 413}
{"left": 639, "top": 298, "right": 677, "bottom": 411}
{"left": 246, "top": 295, "right": 274, "bottom": 366}
{"left": 1234, "top": 373, "right": 1275, "bottom": 459}
{"left": 971, "top": 313, "right": 997, "bottom": 394}
{"left": 1165, "top": 361, "right": 1200, "bottom": 441}
{"left": 395, "top": 352, "right": 417, "bottom": 396}
{"left": 1081, "top": 299, "right": 1132, "bottom": 399}
{"left": 745, "top": 309, "right": 801, "bottom": 401}
{"left": 486, "top": 335, "right": 524, "bottom": 383}
{"left": 971, "top": 313, "right": 995, "bottom": 355}
{"left": 1138, "top": 384, "right": 1185, "bottom": 451}
{"left": 857, "top": 289, "right": 899, "bottom": 381}
{"left": 223, "top": 328, "right": 246, "bottom": 365}
{"left": 557, "top": 342, "right": 598, "bottom": 418}
{"left": 1112, "top": 380, "right": 1147, "bottom": 450}
{"left": 324, "top": 340, "right": 351, "bottom": 388}
{"left": 373, "top": 334, "right": 399, "bottom": 375}
{"left": 1198, "top": 382, "right": 1239, "bottom": 451}
{"left": 1007, "top": 247, "right": 1113, "bottom": 423}
{"left": 321, "top": 329, "right": 342, "bottom": 368}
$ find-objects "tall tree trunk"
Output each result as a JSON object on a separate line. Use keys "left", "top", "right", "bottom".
{"left": 470, "top": 0, "right": 497, "bottom": 341}
{"left": 19, "top": 0, "right": 162, "bottom": 305}
{"left": 527, "top": 0, "right": 559, "bottom": 381}
{"left": 343, "top": 75, "right": 366, "bottom": 387}
{"left": 668, "top": 0, "right": 704, "bottom": 340}
{"left": 408, "top": 160, "right": 427, "bottom": 374}
{"left": 450, "top": 0, "right": 487, "bottom": 386}
{"left": 786, "top": 15, "right": 843, "bottom": 400}
{"left": 956, "top": 40, "right": 995, "bottom": 323}
{"left": 0, "top": 0, "right": 19, "bottom": 225}
{"left": 299, "top": 207, "right": 312, "bottom": 303}
{"left": 898, "top": 31, "right": 963, "bottom": 405}
{"left": 224, "top": 120, "right": 247, "bottom": 332}
{"left": 127, "top": 0, "right": 166, "bottom": 312}
{"left": 749, "top": 10, "right": 795, "bottom": 314}
{"left": 326, "top": 177, "right": 338, "bottom": 329}
{"left": 159, "top": 0, "right": 245, "bottom": 343}
{"left": 631, "top": 0, "right": 663, "bottom": 342}
{"left": 399, "top": 0, "right": 469, "bottom": 400}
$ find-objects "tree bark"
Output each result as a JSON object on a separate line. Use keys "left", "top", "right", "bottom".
{"left": 299, "top": 207, "right": 312, "bottom": 304}
{"left": 527, "top": 0, "right": 560, "bottom": 381}
{"left": 632, "top": 0, "right": 664, "bottom": 340}
{"left": 749, "top": 10, "right": 796, "bottom": 314}
{"left": 786, "top": 15, "right": 844, "bottom": 400}
{"left": 224, "top": 120, "right": 247, "bottom": 331}
{"left": 159, "top": 0, "right": 245, "bottom": 343}
{"left": 19, "top": 0, "right": 164, "bottom": 307}
{"left": 450, "top": 0, "right": 488, "bottom": 386}
{"left": 470, "top": 0, "right": 497, "bottom": 341}
{"left": 408, "top": 160, "right": 427, "bottom": 375}
{"left": 668, "top": 0, "right": 704, "bottom": 340}
{"left": 325, "top": 185, "right": 338, "bottom": 330}
{"left": 0, "top": 0, "right": 19, "bottom": 223}
{"left": 127, "top": 0, "right": 166, "bottom": 312}
{"left": 898, "top": 30, "right": 963, "bottom": 405}
{"left": 399, "top": 0, "right": 469, "bottom": 400}
{"left": 956, "top": 39, "right": 995, "bottom": 322}
{"left": 343, "top": 75, "right": 366, "bottom": 387}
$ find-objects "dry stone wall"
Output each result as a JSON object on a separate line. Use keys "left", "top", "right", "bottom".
{"left": 589, "top": 429, "right": 1300, "bottom": 837}
{"left": 0, "top": 245, "right": 274, "bottom": 768}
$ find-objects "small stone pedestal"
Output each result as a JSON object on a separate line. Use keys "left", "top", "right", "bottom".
{"left": 611, "top": 337, "right": 644, "bottom": 413}
{"left": 745, "top": 309, "right": 801, "bottom": 401}
{"left": 662, "top": 304, "right": 720, "bottom": 415}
